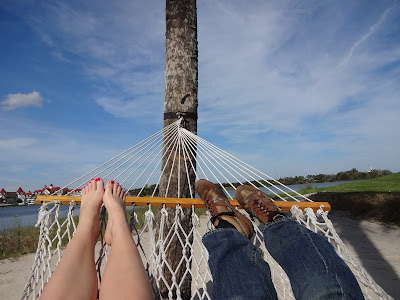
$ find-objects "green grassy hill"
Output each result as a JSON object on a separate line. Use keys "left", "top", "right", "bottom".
{"left": 303, "top": 173, "right": 400, "bottom": 225}
{"left": 300, "top": 172, "right": 400, "bottom": 194}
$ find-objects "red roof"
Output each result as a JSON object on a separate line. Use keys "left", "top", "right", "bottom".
{"left": 1, "top": 186, "right": 68, "bottom": 196}
{"left": 46, "top": 187, "right": 68, "bottom": 194}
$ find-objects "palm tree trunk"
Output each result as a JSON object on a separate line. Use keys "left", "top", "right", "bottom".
{"left": 158, "top": 0, "right": 198, "bottom": 299}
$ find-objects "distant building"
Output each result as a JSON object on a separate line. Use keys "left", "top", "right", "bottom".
{"left": 0, "top": 188, "right": 6, "bottom": 203}
{"left": 68, "top": 189, "right": 82, "bottom": 196}
{"left": 0, "top": 188, "right": 20, "bottom": 203}
{"left": 16, "top": 187, "right": 25, "bottom": 200}
{"left": 1, "top": 184, "right": 71, "bottom": 204}
{"left": 34, "top": 184, "right": 68, "bottom": 196}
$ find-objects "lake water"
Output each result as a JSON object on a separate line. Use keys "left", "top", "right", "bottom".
{"left": 0, "top": 205, "right": 82, "bottom": 230}
{"left": 0, "top": 181, "right": 353, "bottom": 230}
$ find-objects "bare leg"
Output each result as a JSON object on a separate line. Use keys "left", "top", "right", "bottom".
{"left": 99, "top": 181, "right": 153, "bottom": 300}
{"left": 40, "top": 178, "right": 104, "bottom": 300}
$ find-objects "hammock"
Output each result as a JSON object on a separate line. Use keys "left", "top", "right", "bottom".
{"left": 21, "top": 119, "right": 393, "bottom": 300}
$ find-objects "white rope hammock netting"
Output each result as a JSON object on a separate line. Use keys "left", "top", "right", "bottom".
{"left": 21, "top": 119, "right": 393, "bottom": 300}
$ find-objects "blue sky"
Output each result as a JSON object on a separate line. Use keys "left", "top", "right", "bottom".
{"left": 0, "top": 0, "right": 399, "bottom": 191}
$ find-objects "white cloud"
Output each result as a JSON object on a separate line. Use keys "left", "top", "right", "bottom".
{"left": 0, "top": 138, "right": 37, "bottom": 149}
{"left": 1, "top": 91, "right": 43, "bottom": 110}
{"left": 95, "top": 97, "right": 141, "bottom": 118}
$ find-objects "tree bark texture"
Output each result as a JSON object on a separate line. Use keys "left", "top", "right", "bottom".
{"left": 158, "top": 0, "right": 198, "bottom": 299}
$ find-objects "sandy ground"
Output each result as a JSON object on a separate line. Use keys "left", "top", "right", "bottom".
{"left": 329, "top": 212, "right": 400, "bottom": 299}
{"left": 1, "top": 213, "right": 399, "bottom": 300}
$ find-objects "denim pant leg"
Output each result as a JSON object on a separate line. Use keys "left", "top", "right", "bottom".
{"left": 263, "top": 218, "right": 364, "bottom": 300}
{"left": 203, "top": 228, "right": 278, "bottom": 300}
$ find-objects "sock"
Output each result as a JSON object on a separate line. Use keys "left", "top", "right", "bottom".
{"left": 216, "top": 219, "right": 236, "bottom": 229}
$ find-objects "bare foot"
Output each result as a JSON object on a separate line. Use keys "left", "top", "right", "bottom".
{"left": 103, "top": 180, "right": 128, "bottom": 246}
{"left": 79, "top": 178, "right": 104, "bottom": 241}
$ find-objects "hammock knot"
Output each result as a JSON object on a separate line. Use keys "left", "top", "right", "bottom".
{"left": 131, "top": 211, "right": 139, "bottom": 226}
{"left": 35, "top": 202, "right": 55, "bottom": 227}
{"left": 175, "top": 205, "right": 184, "bottom": 219}
{"left": 316, "top": 205, "right": 328, "bottom": 217}
{"left": 290, "top": 205, "right": 304, "bottom": 220}
{"left": 144, "top": 210, "right": 155, "bottom": 223}
{"left": 191, "top": 207, "right": 200, "bottom": 227}
{"left": 160, "top": 207, "right": 168, "bottom": 217}
{"left": 304, "top": 207, "right": 317, "bottom": 222}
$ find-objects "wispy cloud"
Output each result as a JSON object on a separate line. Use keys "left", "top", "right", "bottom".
{"left": 194, "top": 0, "right": 400, "bottom": 175}
{"left": 23, "top": 0, "right": 165, "bottom": 120}
{"left": 198, "top": 1, "right": 399, "bottom": 133}
{"left": 1, "top": 91, "right": 43, "bottom": 110}
{"left": 0, "top": 138, "right": 37, "bottom": 149}
{"left": 0, "top": 114, "right": 127, "bottom": 190}
{"left": 340, "top": 5, "right": 395, "bottom": 67}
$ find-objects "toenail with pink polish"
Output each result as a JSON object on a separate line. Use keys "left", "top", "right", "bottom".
{"left": 109, "top": 180, "right": 114, "bottom": 184}
{"left": 95, "top": 177, "right": 101, "bottom": 181}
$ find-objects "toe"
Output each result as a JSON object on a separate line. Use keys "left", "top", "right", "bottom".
{"left": 95, "top": 178, "right": 104, "bottom": 190}
{"left": 119, "top": 187, "right": 125, "bottom": 199}
{"left": 105, "top": 180, "right": 114, "bottom": 193}
{"left": 116, "top": 184, "right": 121, "bottom": 195}
{"left": 89, "top": 179, "right": 95, "bottom": 192}
{"left": 113, "top": 182, "right": 119, "bottom": 195}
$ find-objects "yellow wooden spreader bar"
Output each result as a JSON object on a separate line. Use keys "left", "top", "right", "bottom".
{"left": 36, "top": 195, "right": 330, "bottom": 212}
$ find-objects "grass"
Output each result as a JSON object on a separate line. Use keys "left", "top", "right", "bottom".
{"left": 269, "top": 192, "right": 298, "bottom": 200}
{"left": 299, "top": 173, "right": 400, "bottom": 225}
{"left": 194, "top": 207, "right": 208, "bottom": 215}
{"left": 299, "top": 172, "right": 400, "bottom": 194}
{"left": 0, "top": 215, "right": 75, "bottom": 260}
{"left": 126, "top": 206, "right": 160, "bottom": 230}
{"left": 309, "top": 192, "right": 400, "bottom": 225}
{"left": 0, "top": 219, "right": 40, "bottom": 260}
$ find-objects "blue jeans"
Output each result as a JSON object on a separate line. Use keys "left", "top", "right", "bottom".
{"left": 203, "top": 218, "right": 364, "bottom": 300}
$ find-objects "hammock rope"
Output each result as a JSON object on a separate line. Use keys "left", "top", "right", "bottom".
{"left": 21, "top": 119, "right": 393, "bottom": 300}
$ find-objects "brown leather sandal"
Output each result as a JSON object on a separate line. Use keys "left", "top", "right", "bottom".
{"left": 195, "top": 179, "right": 254, "bottom": 239}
